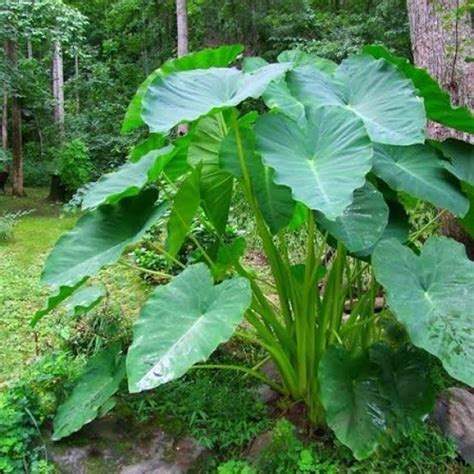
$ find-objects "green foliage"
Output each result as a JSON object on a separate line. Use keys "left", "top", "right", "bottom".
{"left": 0, "top": 352, "right": 82, "bottom": 473}
{"left": 218, "top": 460, "right": 257, "bottom": 474}
{"left": 37, "top": 45, "right": 473, "bottom": 461}
{"left": 123, "top": 355, "right": 270, "bottom": 452}
{"left": 55, "top": 139, "right": 93, "bottom": 193}
{"left": 0, "top": 210, "right": 32, "bottom": 244}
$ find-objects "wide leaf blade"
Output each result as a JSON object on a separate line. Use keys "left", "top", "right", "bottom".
{"left": 126, "top": 263, "right": 252, "bottom": 392}
{"left": 142, "top": 63, "right": 290, "bottom": 134}
{"left": 363, "top": 45, "right": 474, "bottom": 134}
{"left": 255, "top": 106, "right": 372, "bottom": 220}
{"left": 82, "top": 146, "right": 174, "bottom": 210}
{"left": 372, "top": 237, "right": 474, "bottom": 386}
{"left": 42, "top": 189, "right": 168, "bottom": 288}
{"left": 372, "top": 143, "right": 469, "bottom": 217}
{"left": 122, "top": 44, "right": 243, "bottom": 133}
{"left": 53, "top": 343, "right": 125, "bottom": 440}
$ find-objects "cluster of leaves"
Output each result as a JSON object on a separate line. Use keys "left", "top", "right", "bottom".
{"left": 54, "top": 139, "right": 93, "bottom": 192}
{"left": 0, "top": 352, "right": 83, "bottom": 473}
{"left": 0, "top": 210, "right": 32, "bottom": 243}
{"left": 33, "top": 41, "right": 474, "bottom": 463}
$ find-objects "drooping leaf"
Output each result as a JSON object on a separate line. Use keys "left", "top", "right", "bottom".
{"left": 372, "top": 237, "right": 474, "bottom": 386}
{"left": 363, "top": 45, "right": 474, "bottom": 134}
{"left": 372, "top": 144, "right": 469, "bottom": 217}
{"left": 126, "top": 263, "right": 252, "bottom": 392}
{"left": 130, "top": 134, "right": 166, "bottom": 161}
{"left": 220, "top": 125, "right": 296, "bottom": 234}
{"left": 142, "top": 63, "right": 290, "bottom": 134}
{"left": 255, "top": 106, "right": 372, "bottom": 220}
{"left": 319, "top": 343, "right": 433, "bottom": 460}
{"left": 435, "top": 138, "right": 474, "bottom": 185}
{"left": 122, "top": 44, "right": 243, "bottom": 133}
{"left": 165, "top": 166, "right": 201, "bottom": 258}
{"left": 53, "top": 343, "right": 125, "bottom": 440}
{"left": 288, "top": 55, "right": 426, "bottom": 145}
{"left": 65, "top": 285, "right": 105, "bottom": 318}
{"left": 315, "top": 182, "right": 389, "bottom": 253}
{"left": 42, "top": 189, "right": 168, "bottom": 288}
{"left": 82, "top": 146, "right": 174, "bottom": 210}
{"left": 319, "top": 345, "right": 387, "bottom": 460}
{"left": 459, "top": 183, "right": 474, "bottom": 238}
{"left": 243, "top": 56, "right": 306, "bottom": 126}
{"left": 188, "top": 114, "right": 233, "bottom": 233}
{"left": 32, "top": 278, "right": 87, "bottom": 327}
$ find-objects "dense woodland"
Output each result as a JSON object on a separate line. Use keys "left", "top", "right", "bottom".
{"left": 1, "top": 1, "right": 473, "bottom": 473}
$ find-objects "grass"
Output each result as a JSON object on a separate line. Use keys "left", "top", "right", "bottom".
{"left": 0, "top": 187, "right": 148, "bottom": 385}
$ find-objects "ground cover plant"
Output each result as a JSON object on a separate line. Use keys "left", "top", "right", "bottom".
{"left": 34, "top": 44, "right": 474, "bottom": 461}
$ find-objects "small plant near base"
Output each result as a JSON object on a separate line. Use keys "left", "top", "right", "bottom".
{"left": 35, "top": 44, "right": 474, "bottom": 459}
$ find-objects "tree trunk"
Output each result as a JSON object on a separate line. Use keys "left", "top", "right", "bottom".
{"left": 7, "top": 40, "right": 24, "bottom": 197}
{"left": 176, "top": 0, "right": 189, "bottom": 135}
{"left": 2, "top": 41, "right": 8, "bottom": 151}
{"left": 407, "top": 0, "right": 474, "bottom": 258}
{"left": 52, "top": 40, "right": 65, "bottom": 138}
{"left": 74, "top": 50, "right": 80, "bottom": 112}
{"left": 176, "top": 0, "right": 189, "bottom": 57}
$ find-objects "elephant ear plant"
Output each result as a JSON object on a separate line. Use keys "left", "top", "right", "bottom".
{"left": 35, "top": 44, "right": 474, "bottom": 459}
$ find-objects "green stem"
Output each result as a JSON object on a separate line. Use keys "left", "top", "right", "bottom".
{"left": 119, "top": 261, "right": 173, "bottom": 279}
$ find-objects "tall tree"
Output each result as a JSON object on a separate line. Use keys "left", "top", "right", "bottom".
{"left": 176, "top": 0, "right": 188, "bottom": 57}
{"left": 52, "top": 40, "right": 65, "bottom": 137}
{"left": 407, "top": 0, "right": 474, "bottom": 257}
{"left": 7, "top": 39, "right": 24, "bottom": 196}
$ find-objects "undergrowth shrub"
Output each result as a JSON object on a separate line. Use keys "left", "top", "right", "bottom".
{"left": 55, "top": 139, "right": 93, "bottom": 192}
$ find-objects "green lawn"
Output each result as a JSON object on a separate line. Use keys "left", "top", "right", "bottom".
{"left": 0, "top": 188, "right": 148, "bottom": 385}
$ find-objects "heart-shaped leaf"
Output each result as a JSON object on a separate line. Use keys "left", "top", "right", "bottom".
{"left": 42, "top": 189, "right": 168, "bottom": 288}
{"left": 319, "top": 343, "right": 433, "bottom": 460}
{"left": 363, "top": 45, "right": 474, "bottom": 134}
{"left": 315, "top": 182, "right": 389, "bottom": 252}
{"left": 53, "top": 343, "right": 125, "bottom": 440}
{"left": 255, "top": 106, "right": 372, "bottom": 220}
{"left": 372, "top": 143, "right": 469, "bottom": 217}
{"left": 122, "top": 44, "right": 243, "bottom": 133}
{"left": 82, "top": 146, "right": 174, "bottom": 210}
{"left": 142, "top": 63, "right": 290, "bottom": 134}
{"left": 372, "top": 237, "right": 474, "bottom": 386}
{"left": 436, "top": 139, "right": 474, "bottom": 185}
{"left": 126, "top": 263, "right": 251, "bottom": 392}
{"left": 288, "top": 55, "right": 426, "bottom": 145}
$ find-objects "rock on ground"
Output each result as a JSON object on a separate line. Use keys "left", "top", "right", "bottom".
{"left": 433, "top": 387, "right": 474, "bottom": 466}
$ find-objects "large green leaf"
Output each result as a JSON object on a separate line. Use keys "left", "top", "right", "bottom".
{"left": 319, "top": 346, "right": 387, "bottom": 460}
{"left": 255, "top": 106, "right": 372, "bottom": 220}
{"left": 372, "top": 144, "right": 469, "bottom": 217}
{"left": 82, "top": 146, "right": 174, "bottom": 210}
{"left": 53, "top": 343, "right": 125, "bottom": 440}
{"left": 436, "top": 138, "right": 474, "bottom": 185}
{"left": 363, "top": 45, "right": 474, "bottom": 134}
{"left": 42, "top": 189, "right": 168, "bottom": 288}
{"left": 319, "top": 343, "right": 433, "bottom": 460}
{"left": 220, "top": 125, "right": 296, "bottom": 234}
{"left": 188, "top": 114, "right": 233, "bottom": 234}
{"left": 130, "top": 134, "right": 166, "bottom": 161}
{"left": 122, "top": 44, "right": 243, "bottom": 133}
{"left": 372, "top": 237, "right": 474, "bottom": 386}
{"left": 459, "top": 183, "right": 474, "bottom": 238}
{"left": 142, "top": 63, "right": 290, "bottom": 134}
{"left": 126, "top": 263, "right": 252, "bottom": 392}
{"left": 288, "top": 55, "right": 426, "bottom": 145}
{"left": 165, "top": 166, "right": 201, "bottom": 258}
{"left": 315, "top": 182, "right": 389, "bottom": 253}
